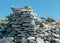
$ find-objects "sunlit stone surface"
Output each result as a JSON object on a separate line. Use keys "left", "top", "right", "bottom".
{"left": 0, "top": 5, "right": 60, "bottom": 43}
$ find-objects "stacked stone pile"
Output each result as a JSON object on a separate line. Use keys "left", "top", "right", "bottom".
{"left": 9, "top": 5, "right": 37, "bottom": 43}
{"left": 0, "top": 5, "right": 60, "bottom": 43}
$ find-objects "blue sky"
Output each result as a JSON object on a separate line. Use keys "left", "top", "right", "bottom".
{"left": 0, "top": 0, "right": 60, "bottom": 19}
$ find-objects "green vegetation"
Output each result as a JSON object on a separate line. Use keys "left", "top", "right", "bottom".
{"left": 6, "top": 14, "right": 12, "bottom": 27}
{"left": 56, "top": 41, "right": 60, "bottom": 43}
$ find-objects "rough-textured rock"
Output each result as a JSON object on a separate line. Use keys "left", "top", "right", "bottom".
{"left": 10, "top": 5, "right": 37, "bottom": 43}
{"left": 0, "top": 5, "right": 60, "bottom": 43}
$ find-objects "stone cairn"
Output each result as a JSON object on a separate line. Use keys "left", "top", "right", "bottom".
{"left": 0, "top": 5, "right": 60, "bottom": 43}
{"left": 9, "top": 5, "right": 37, "bottom": 43}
